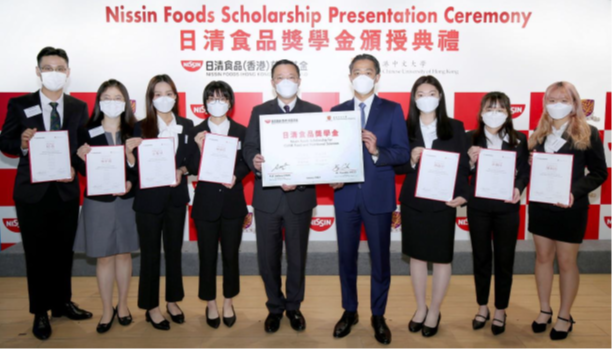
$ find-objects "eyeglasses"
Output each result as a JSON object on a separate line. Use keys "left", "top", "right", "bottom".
{"left": 39, "top": 66, "right": 68, "bottom": 73}
{"left": 207, "top": 97, "right": 228, "bottom": 103}
{"left": 101, "top": 97, "right": 125, "bottom": 102}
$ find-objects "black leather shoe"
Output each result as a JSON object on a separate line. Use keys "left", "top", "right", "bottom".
{"left": 167, "top": 304, "right": 185, "bottom": 324}
{"left": 117, "top": 307, "right": 133, "bottom": 326}
{"left": 371, "top": 315, "right": 392, "bottom": 344}
{"left": 51, "top": 302, "right": 93, "bottom": 320}
{"left": 422, "top": 312, "right": 441, "bottom": 337}
{"left": 264, "top": 313, "right": 283, "bottom": 333}
{"left": 550, "top": 316, "right": 574, "bottom": 340}
{"left": 96, "top": 308, "right": 116, "bottom": 334}
{"left": 472, "top": 309, "right": 490, "bottom": 330}
{"left": 491, "top": 314, "right": 506, "bottom": 335}
{"left": 333, "top": 311, "right": 359, "bottom": 338}
{"left": 286, "top": 310, "right": 306, "bottom": 331}
{"left": 408, "top": 307, "right": 428, "bottom": 333}
{"left": 532, "top": 309, "right": 553, "bottom": 333}
{"left": 223, "top": 305, "right": 236, "bottom": 328}
{"left": 145, "top": 310, "right": 170, "bottom": 331}
{"left": 32, "top": 313, "right": 52, "bottom": 340}
{"left": 206, "top": 307, "right": 220, "bottom": 329}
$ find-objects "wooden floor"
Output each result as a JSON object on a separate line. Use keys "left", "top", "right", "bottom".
{"left": 0, "top": 275, "right": 609, "bottom": 348}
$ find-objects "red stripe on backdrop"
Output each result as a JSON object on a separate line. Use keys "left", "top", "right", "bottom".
{"left": 301, "top": 92, "right": 340, "bottom": 112}
{"left": 0, "top": 169, "right": 16, "bottom": 205}
{"left": 601, "top": 168, "right": 611, "bottom": 205}
{"left": 188, "top": 206, "right": 197, "bottom": 241}
{"left": 228, "top": 92, "right": 263, "bottom": 126}
{"left": 379, "top": 92, "right": 411, "bottom": 117}
{"left": 605, "top": 92, "right": 611, "bottom": 130}
{"left": 0, "top": 93, "right": 28, "bottom": 130}
{"left": 584, "top": 205, "right": 601, "bottom": 240}
{"left": 518, "top": 205, "right": 526, "bottom": 240}
{"left": 530, "top": 92, "right": 545, "bottom": 130}
{"left": 70, "top": 92, "right": 96, "bottom": 116}
{"left": 454, "top": 92, "right": 487, "bottom": 131}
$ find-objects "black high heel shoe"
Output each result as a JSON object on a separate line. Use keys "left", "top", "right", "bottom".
{"left": 145, "top": 310, "right": 170, "bottom": 331}
{"left": 472, "top": 309, "right": 490, "bottom": 330}
{"left": 532, "top": 309, "right": 553, "bottom": 333}
{"left": 166, "top": 304, "right": 185, "bottom": 324}
{"left": 491, "top": 313, "right": 507, "bottom": 335}
{"left": 96, "top": 308, "right": 116, "bottom": 334}
{"left": 421, "top": 312, "right": 441, "bottom": 337}
{"left": 223, "top": 305, "right": 237, "bottom": 328}
{"left": 408, "top": 307, "right": 428, "bottom": 333}
{"left": 550, "top": 316, "right": 575, "bottom": 340}
{"left": 206, "top": 307, "right": 221, "bottom": 329}
{"left": 116, "top": 306, "right": 133, "bottom": 326}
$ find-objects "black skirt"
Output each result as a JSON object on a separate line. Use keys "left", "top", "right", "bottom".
{"left": 401, "top": 204, "right": 457, "bottom": 263}
{"left": 528, "top": 204, "right": 589, "bottom": 244}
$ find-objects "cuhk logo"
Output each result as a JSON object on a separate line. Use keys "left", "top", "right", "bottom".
{"left": 191, "top": 104, "right": 206, "bottom": 119}
{"left": 511, "top": 104, "right": 525, "bottom": 119}
{"left": 130, "top": 99, "right": 137, "bottom": 113}
{"left": 605, "top": 216, "right": 611, "bottom": 229}
{"left": 456, "top": 217, "right": 469, "bottom": 231}
{"left": 181, "top": 60, "right": 203, "bottom": 72}
{"left": 243, "top": 213, "right": 253, "bottom": 230}
{"left": 391, "top": 211, "right": 401, "bottom": 229}
{"left": 311, "top": 217, "right": 334, "bottom": 232}
{"left": 581, "top": 99, "right": 594, "bottom": 117}
{"left": 3, "top": 218, "right": 20, "bottom": 233}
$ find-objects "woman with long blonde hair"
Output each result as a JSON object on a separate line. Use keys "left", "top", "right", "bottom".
{"left": 528, "top": 81, "right": 607, "bottom": 340}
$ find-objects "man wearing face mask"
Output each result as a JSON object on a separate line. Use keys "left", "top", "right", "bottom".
{"left": 0, "top": 47, "right": 92, "bottom": 340}
{"left": 243, "top": 59, "right": 322, "bottom": 334}
{"left": 328, "top": 54, "right": 410, "bottom": 345}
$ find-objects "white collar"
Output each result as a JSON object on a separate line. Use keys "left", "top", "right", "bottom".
{"left": 420, "top": 117, "right": 437, "bottom": 130}
{"left": 39, "top": 90, "right": 64, "bottom": 109}
{"left": 552, "top": 121, "right": 569, "bottom": 136}
{"left": 157, "top": 113, "right": 177, "bottom": 130}
{"left": 278, "top": 97, "right": 297, "bottom": 112}
{"left": 354, "top": 94, "right": 375, "bottom": 108}
{"left": 484, "top": 128, "right": 509, "bottom": 143}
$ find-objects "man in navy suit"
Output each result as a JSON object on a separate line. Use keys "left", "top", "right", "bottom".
{"left": 330, "top": 54, "right": 410, "bottom": 344}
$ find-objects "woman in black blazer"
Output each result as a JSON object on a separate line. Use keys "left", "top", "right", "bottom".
{"left": 395, "top": 75, "right": 470, "bottom": 337}
{"left": 186, "top": 81, "right": 250, "bottom": 328}
{"left": 465, "top": 92, "right": 529, "bottom": 335}
{"left": 127, "top": 74, "right": 194, "bottom": 330}
{"left": 73, "top": 79, "right": 139, "bottom": 333}
{"left": 528, "top": 81, "right": 607, "bottom": 340}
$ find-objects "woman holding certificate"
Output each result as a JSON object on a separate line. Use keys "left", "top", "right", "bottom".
{"left": 395, "top": 75, "right": 470, "bottom": 337}
{"left": 73, "top": 79, "right": 139, "bottom": 333}
{"left": 128, "top": 74, "right": 194, "bottom": 331}
{"left": 186, "top": 81, "right": 250, "bottom": 328}
{"left": 527, "top": 81, "right": 607, "bottom": 340}
{"left": 465, "top": 92, "right": 529, "bottom": 335}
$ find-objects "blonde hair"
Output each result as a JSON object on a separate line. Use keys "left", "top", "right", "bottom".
{"left": 528, "top": 81, "right": 592, "bottom": 151}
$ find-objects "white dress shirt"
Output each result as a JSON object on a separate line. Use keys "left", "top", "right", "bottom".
{"left": 354, "top": 94, "right": 378, "bottom": 163}
{"left": 157, "top": 114, "right": 182, "bottom": 154}
{"left": 208, "top": 117, "right": 230, "bottom": 136}
{"left": 278, "top": 97, "right": 297, "bottom": 112}
{"left": 484, "top": 128, "right": 509, "bottom": 150}
{"left": 420, "top": 118, "right": 438, "bottom": 149}
{"left": 40, "top": 90, "right": 64, "bottom": 132}
{"left": 544, "top": 121, "right": 569, "bottom": 153}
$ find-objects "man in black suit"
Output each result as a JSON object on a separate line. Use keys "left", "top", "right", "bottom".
{"left": 243, "top": 60, "right": 321, "bottom": 333}
{"left": 0, "top": 47, "right": 92, "bottom": 340}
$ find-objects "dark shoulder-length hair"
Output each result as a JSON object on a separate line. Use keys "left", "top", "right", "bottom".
{"left": 203, "top": 80, "right": 235, "bottom": 115}
{"left": 142, "top": 74, "right": 180, "bottom": 138}
{"left": 472, "top": 92, "right": 519, "bottom": 147}
{"left": 407, "top": 75, "right": 453, "bottom": 142}
{"left": 86, "top": 79, "right": 136, "bottom": 142}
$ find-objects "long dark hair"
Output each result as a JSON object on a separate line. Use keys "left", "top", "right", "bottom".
{"left": 407, "top": 75, "right": 453, "bottom": 142}
{"left": 142, "top": 74, "right": 180, "bottom": 138}
{"left": 87, "top": 79, "right": 136, "bottom": 143}
{"left": 472, "top": 92, "right": 519, "bottom": 147}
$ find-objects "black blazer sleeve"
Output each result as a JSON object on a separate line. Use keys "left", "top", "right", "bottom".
{"left": 514, "top": 132, "right": 530, "bottom": 194}
{"left": 74, "top": 126, "right": 89, "bottom": 176}
{"left": 454, "top": 121, "right": 470, "bottom": 201}
{"left": 234, "top": 126, "right": 251, "bottom": 182}
{"left": 0, "top": 99, "right": 26, "bottom": 156}
{"left": 572, "top": 126, "right": 608, "bottom": 200}
{"left": 243, "top": 106, "right": 261, "bottom": 175}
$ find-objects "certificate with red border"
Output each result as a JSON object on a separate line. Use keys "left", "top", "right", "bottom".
{"left": 415, "top": 149, "right": 460, "bottom": 202}
{"left": 198, "top": 133, "right": 238, "bottom": 185}
{"left": 28, "top": 130, "right": 71, "bottom": 183}
{"left": 475, "top": 148, "right": 517, "bottom": 201}
{"left": 529, "top": 152, "right": 573, "bottom": 206}
{"left": 137, "top": 138, "right": 177, "bottom": 189}
{"left": 86, "top": 145, "right": 127, "bottom": 196}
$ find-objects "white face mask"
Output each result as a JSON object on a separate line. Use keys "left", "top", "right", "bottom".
{"left": 415, "top": 96, "right": 440, "bottom": 113}
{"left": 275, "top": 79, "right": 299, "bottom": 99}
{"left": 482, "top": 111, "right": 508, "bottom": 129}
{"left": 352, "top": 75, "right": 375, "bottom": 95}
{"left": 153, "top": 96, "right": 176, "bottom": 113}
{"left": 40, "top": 71, "right": 67, "bottom": 92}
{"left": 207, "top": 101, "right": 229, "bottom": 118}
{"left": 99, "top": 101, "right": 125, "bottom": 118}
{"left": 546, "top": 102, "right": 573, "bottom": 120}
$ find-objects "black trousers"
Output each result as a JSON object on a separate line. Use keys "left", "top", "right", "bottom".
{"left": 15, "top": 184, "right": 79, "bottom": 314}
{"left": 467, "top": 207, "right": 519, "bottom": 309}
{"left": 255, "top": 196, "right": 312, "bottom": 314}
{"left": 136, "top": 205, "right": 186, "bottom": 310}
{"left": 195, "top": 216, "right": 244, "bottom": 300}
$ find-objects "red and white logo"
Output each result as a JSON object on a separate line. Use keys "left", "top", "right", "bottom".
{"left": 2, "top": 218, "right": 20, "bottom": 233}
{"left": 264, "top": 119, "right": 271, "bottom": 124}
{"left": 605, "top": 216, "right": 611, "bottom": 229}
{"left": 191, "top": 104, "right": 206, "bottom": 119}
{"left": 181, "top": 60, "right": 203, "bottom": 72}
{"left": 456, "top": 217, "right": 469, "bottom": 231}
{"left": 511, "top": 104, "right": 525, "bottom": 119}
{"left": 311, "top": 217, "right": 334, "bottom": 232}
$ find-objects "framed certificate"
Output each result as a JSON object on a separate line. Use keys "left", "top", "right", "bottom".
{"left": 137, "top": 138, "right": 177, "bottom": 189}
{"left": 28, "top": 130, "right": 72, "bottom": 183}
{"left": 475, "top": 149, "right": 517, "bottom": 201}
{"left": 529, "top": 152, "right": 573, "bottom": 205}
{"left": 415, "top": 149, "right": 460, "bottom": 202}
{"left": 86, "top": 145, "right": 127, "bottom": 196}
{"left": 198, "top": 133, "right": 238, "bottom": 185}
{"left": 259, "top": 111, "right": 364, "bottom": 187}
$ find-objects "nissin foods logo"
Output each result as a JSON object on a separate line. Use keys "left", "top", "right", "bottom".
{"left": 182, "top": 60, "right": 203, "bottom": 72}
{"left": 456, "top": 217, "right": 469, "bottom": 231}
{"left": 191, "top": 104, "right": 206, "bottom": 119}
{"left": 3, "top": 218, "right": 20, "bottom": 233}
{"left": 511, "top": 104, "right": 525, "bottom": 119}
{"left": 311, "top": 217, "right": 334, "bottom": 232}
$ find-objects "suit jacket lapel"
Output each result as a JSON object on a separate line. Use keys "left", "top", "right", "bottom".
{"left": 28, "top": 91, "right": 46, "bottom": 131}
{"left": 412, "top": 121, "right": 426, "bottom": 148}
{"left": 365, "top": 95, "right": 381, "bottom": 130}
{"left": 61, "top": 94, "right": 75, "bottom": 131}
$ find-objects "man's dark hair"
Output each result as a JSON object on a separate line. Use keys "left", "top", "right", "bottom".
{"left": 349, "top": 54, "right": 380, "bottom": 75}
{"left": 37, "top": 47, "right": 69, "bottom": 67}
{"left": 271, "top": 59, "right": 300, "bottom": 79}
